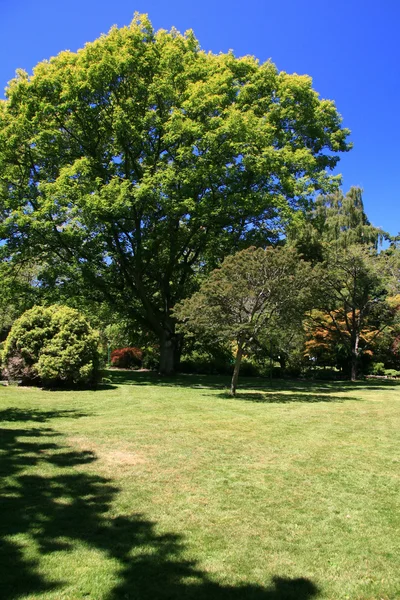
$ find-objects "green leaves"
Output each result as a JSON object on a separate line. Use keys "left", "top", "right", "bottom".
{"left": 175, "top": 246, "right": 312, "bottom": 347}
{"left": 2, "top": 305, "right": 99, "bottom": 386}
{"left": 308, "top": 245, "right": 396, "bottom": 379}
{"left": 0, "top": 14, "right": 351, "bottom": 353}
{"left": 288, "top": 187, "right": 386, "bottom": 262}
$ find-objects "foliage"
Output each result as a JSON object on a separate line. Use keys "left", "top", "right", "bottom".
{"left": 0, "top": 14, "right": 350, "bottom": 373}
{"left": 305, "top": 309, "right": 374, "bottom": 372}
{"left": 310, "top": 245, "right": 397, "bottom": 380}
{"left": 178, "top": 338, "right": 234, "bottom": 375}
{"left": 288, "top": 187, "right": 386, "bottom": 261}
{"left": 304, "top": 367, "right": 342, "bottom": 381}
{"left": 368, "top": 319, "right": 400, "bottom": 372}
{"left": 368, "top": 363, "right": 400, "bottom": 378}
{"left": 369, "top": 362, "right": 385, "bottom": 375}
{"left": 110, "top": 347, "right": 143, "bottom": 369}
{"left": 179, "top": 348, "right": 233, "bottom": 375}
{"left": 288, "top": 196, "right": 399, "bottom": 377}
{"left": 253, "top": 318, "right": 307, "bottom": 375}
{"left": 103, "top": 323, "right": 133, "bottom": 353}
{"left": 175, "top": 246, "right": 312, "bottom": 394}
{"left": 2, "top": 305, "right": 99, "bottom": 386}
{"left": 383, "top": 368, "right": 400, "bottom": 378}
{"left": 141, "top": 345, "right": 160, "bottom": 370}
{"left": 0, "top": 260, "right": 42, "bottom": 342}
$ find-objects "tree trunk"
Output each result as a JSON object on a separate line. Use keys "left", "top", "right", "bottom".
{"left": 350, "top": 334, "right": 360, "bottom": 381}
{"left": 159, "top": 332, "right": 181, "bottom": 375}
{"left": 351, "top": 351, "right": 358, "bottom": 381}
{"left": 230, "top": 341, "right": 244, "bottom": 397}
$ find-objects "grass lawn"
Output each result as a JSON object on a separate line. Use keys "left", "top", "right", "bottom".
{"left": 0, "top": 372, "right": 399, "bottom": 600}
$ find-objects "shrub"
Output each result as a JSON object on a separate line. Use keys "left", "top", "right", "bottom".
{"left": 304, "top": 368, "right": 342, "bottom": 381}
{"left": 110, "top": 347, "right": 143, "bottom": 369}
{"left": 239, "top": 357, "right": 261, "bottom": 377}
{"left": 141, "top": 346, "right": 160, "bottom": 370}
{"left": 179, "top": 349, "right": 233, "bottom": 375}
{"left": 2, "top": 305, "right": 99, "bottom": 386}
{"left": 384, "top": 368, "right": 400, "bottom": 378}
{"left": 2, "top": 355, "right": 36, "bottom": 385}
{"left": 370, "top": 362, "right": 385, "bottom": 376}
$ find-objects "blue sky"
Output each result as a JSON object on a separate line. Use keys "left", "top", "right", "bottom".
{"left": 1, "top": 0, "right": 398, "bottom": 235}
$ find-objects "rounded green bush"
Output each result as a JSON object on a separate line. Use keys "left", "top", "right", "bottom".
{"left": 2, "top": 305, "right": 99, "bottom": 386}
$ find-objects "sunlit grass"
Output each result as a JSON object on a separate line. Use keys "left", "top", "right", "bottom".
{"left": 0, "top": 373, "right": 399, "bottom": 599}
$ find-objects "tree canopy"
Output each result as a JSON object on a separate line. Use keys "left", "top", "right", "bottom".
{"left": 0, "top": 261, "right": 40, "bottom": 342}
{"left": 0, "top": 14, "right": 351, "bottom": 372}
{"left": 175, "top": 246, "right": 312, "bottom": 394}
{"left": 288, "top": 187, "right": 385, "bottom": 261}
{"left": 310, "top": 245, "right": 396, "bottom": 380}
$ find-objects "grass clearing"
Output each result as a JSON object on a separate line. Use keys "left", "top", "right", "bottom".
{"left": 1, "top": 372, "right": 399, "bottom": 599}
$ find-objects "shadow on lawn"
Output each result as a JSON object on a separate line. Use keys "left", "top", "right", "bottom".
{"left": 107, "top": 369, "right": 400, "bottom": 395}
{"left": 213, "top": 391, "right": 359, "bottom": 403}
{"left": 108, "top": 369, "right": 229, "bottom": 389}
{"left": 0, "top": 407, "right": 91, "bottom": 422}
{"left": 0, "top": 408, "right": 320, "bottom": 600}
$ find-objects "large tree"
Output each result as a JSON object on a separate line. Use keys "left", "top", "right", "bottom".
{"left": 0, "top": 15, "right": 350, "bottom": 373}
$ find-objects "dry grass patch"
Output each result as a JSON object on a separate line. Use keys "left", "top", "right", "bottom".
{"left": 68, "top": 436, "right": 148, "bottom": 473}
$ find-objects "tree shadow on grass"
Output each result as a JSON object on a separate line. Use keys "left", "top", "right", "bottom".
{"left": 276, "top": 379, "right": 400, "bottom": 394}
{"left": 0, "top": 408, "right": 321, "bottom": 600}
{"left": 108, "top": 369, "right": 230, "bottom": 390}
{"left": 106, "top": 369, "right": 400, "bottom": 395}
{"left": 0, "top": 407, "right": 91, "bottom": 422}
{"left": 212, "top": 391, "right": 360, "bottom": 404}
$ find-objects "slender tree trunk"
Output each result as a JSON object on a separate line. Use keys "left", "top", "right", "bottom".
{"left": 350, "top": 333, "right": 360, "bottom": 381}
{"left": 230, "top": 340, "right": 244, "bottom": 397}
{"left": 351, "top": 351, "right": 358, "bottom": 381}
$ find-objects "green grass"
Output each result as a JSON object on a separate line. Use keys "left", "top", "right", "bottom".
{"left": 1, "top": 372, "right": 399, "bottom": 600}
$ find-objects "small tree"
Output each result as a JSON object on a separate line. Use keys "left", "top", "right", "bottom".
{"left": 311, "top": 246, "right": 396, "bottom": 380}
{"left": 2, "top": 305, "right": 99, "bottom": 386}
{"left": 174, "top": 246, "right": 311, "bottom": 395}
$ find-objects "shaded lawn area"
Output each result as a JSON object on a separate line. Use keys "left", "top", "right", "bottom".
{"left": 0, "top": 374, "right": 399, "bottom": 599}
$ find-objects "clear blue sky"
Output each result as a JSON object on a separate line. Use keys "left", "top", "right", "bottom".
{"left": 1, "top": 0, "right": 398, "bottom": 235}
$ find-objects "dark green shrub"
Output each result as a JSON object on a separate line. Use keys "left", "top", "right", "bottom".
{"left": 239, "top": 357, "right": 261, "bottom": 377}
{"left": 2, "top": 305, "right": 99, "bottom": 386}
{"left": 179, "top": 349, "right": 233, "bottom": 375}
{"left": 141, "top": 346, "right": 160, "bottom": 370}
